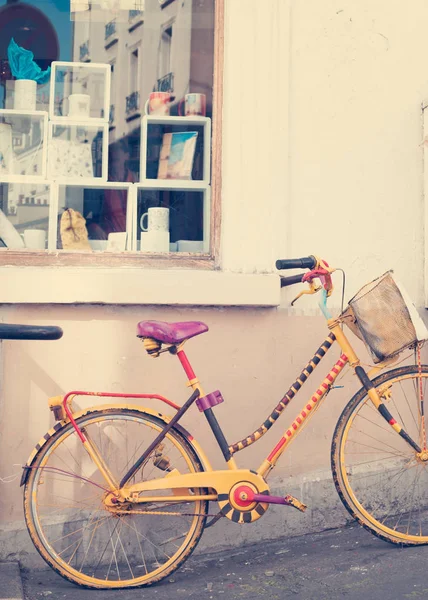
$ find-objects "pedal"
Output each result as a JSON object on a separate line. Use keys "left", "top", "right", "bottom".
{"left": 284, "top": 494, "right": 307, "bottom": 512}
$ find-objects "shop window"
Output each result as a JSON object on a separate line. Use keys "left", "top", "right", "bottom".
{"left": 0, "top": 0, "right": 221, "bottom": 266}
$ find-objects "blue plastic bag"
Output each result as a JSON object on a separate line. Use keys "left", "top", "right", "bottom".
{"left": 7, "top": 38, "right": 51, "bottom": 84}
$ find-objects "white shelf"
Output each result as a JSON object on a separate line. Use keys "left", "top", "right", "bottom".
{"left": 49, "top": 61, "right": 111, "bottom": 122}
{"left": 140, "top": 114, "right": 211, "bottom": 184}
{"left": 47, "top": 120, "right": 109, "bottom": 182}
{"left": 134, "top": 179, "right": 210, "bottom": 191}
{"left": 49, "top": 117, "right": 108, "bottom": 126}
{"left": 52, "top": 181, "right": 136, "bottom": 252}
{"left": 133, "top": 183, "right": 211, "bottom": 254}
{"left": 0, "top": 109, "right": 48, "bottom": 117}
{"left": 57, "top": 181, "right": 133, "bottom": 190}
{"left": 143, "top": 115, "right": 210, "bottom": 126}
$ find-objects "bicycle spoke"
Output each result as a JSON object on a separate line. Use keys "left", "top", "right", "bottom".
{"left": 26, "top": 410, "right": 207, "bottom": 588}
{"left": 336, "top": 369, "right": 428, "bottom": 544}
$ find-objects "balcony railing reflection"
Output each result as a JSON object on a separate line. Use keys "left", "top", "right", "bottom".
{"left": 79, "top": 41, "right": 89, "bottom": 62}
{"left": 126, "top": 91, "right": 140, "bottom": 115}
{"left": 156, "top": 72, "right": 174, "bottom": 93}
{"left": 105, "top": 20, "right": 117, "bottom": 40}
{"left": 129, "top": 9, "right": 143, "bottom": 20}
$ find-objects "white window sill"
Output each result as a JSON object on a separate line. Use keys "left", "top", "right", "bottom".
{"left": 0, "top": 267, "right": 280, "bottom": 307}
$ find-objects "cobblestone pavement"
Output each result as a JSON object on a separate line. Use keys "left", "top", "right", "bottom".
{"left": 22, "top": 524, "right": 428, "bottom": 600}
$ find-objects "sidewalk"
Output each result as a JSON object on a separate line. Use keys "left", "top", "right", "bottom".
{"left": 17, "top": 525, "right": 428, "bottom": 600}
{"left": 0, "top": 563, "right": 24, "bottom": 600}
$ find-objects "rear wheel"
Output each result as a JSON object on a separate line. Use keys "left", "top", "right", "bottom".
{"left": 332, "top": 365, "right": 428, "bottom": 545}
{"left": 24, "top": 409, "right": 208, "bottom": 589}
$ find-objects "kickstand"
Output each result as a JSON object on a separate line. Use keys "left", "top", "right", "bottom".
{"left": 205, "top": 511, "right": 224, "bottom": 528}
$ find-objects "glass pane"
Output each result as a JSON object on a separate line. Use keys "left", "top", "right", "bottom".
{"left": 136, "top": 188, "right": 208, "bottom": 253}
{"left": 0, "top": 182, "right": 50, "bottom": 249}
{"left": 57, "top": 184, "right": 131, "bottom": 251}
{"left": 0, "top": 111, "right": 47, "bottom": 179}
{"left": 145, "top": 122, "right": 207, "bottom": 181}
{"left": 0, "top": 0, "right": 215, "bottom": 254}
{"left": 50, "top": 63, "right": 109, "bottom": 120}
{"left": 48, "top": 123, "right": 107, "bottom": 180}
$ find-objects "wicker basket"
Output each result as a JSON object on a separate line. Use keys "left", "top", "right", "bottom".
{"left": 341, "top": 271, "right": 428, "bottom": 363}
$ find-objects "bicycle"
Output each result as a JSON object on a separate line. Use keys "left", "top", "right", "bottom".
{"left": 8, "top": 255, "right": 428, "bottom": 589}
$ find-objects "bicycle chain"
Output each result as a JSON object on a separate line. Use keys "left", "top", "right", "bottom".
{"left": 108, "top": 508, "right": 219, "bottom": 518}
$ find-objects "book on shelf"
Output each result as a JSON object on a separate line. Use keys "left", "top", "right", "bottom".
{"left": 157, "top": 131, "right": 198, "bottom": 180}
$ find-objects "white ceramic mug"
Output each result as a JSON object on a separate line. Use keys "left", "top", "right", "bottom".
{"left": 140, "top": 207, "right": 169, "bottom": 232}
{"left": 14, "top": 79, "right": 37, "bottom": 111}
{"left": 23, "top": 229, "right": 46, "bottom": 249}
{"left": 68, "top": 94, "right": 91, "bottom": 118}
{"left": 178, "top": 93, "right": 207, "bottom": 117}
{"left": 144, "top": 92, "right": 175, "bottom": 116}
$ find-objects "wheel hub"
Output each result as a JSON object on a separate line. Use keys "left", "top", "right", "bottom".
{"left": 417, "top": 449, "right": 428, "bottom": 462}
{"left": 103, "top": 491, "right": 130, "bottom": 513}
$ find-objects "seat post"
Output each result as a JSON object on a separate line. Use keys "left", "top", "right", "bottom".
{"left": 176, "top": 348, "right": 238, "bottom": 469}
{"left": 176, "top": 348, "right": 198, "bottom": 384}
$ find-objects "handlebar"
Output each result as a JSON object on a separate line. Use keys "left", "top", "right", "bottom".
{"left": 280, "top": 274, "right": 304, "bottom": 288}
{"left": 0, "top": 324, "right": 63, "bottom": 340}
{"left": 276, "top": 256, "right": 317, "bottom": 271}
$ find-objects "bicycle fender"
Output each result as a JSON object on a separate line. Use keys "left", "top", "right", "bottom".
{"left": 20, "top": 403, "right": 210, "bottom": 486}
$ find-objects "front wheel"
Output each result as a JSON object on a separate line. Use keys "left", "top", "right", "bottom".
{"left": 332, "top": 365, "right": 428, "bottom": 545}
{"left": 24, "top": 409, "right": 208, "bottom": 589}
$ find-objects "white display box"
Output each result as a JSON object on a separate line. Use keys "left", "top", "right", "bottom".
{"left": 0, "top": 179, "right": 54, "bottom": 250}
{"left": 47, "top": 120, "right": 109, "bottom": 183}
{"left": 140, "top": 116, "right": 211, "bottom": 184}
{"left": 0, "top": 110, "right": 48, "bottom": 183}
{"left": 52, "top": 182, "right": 136, "bottom": 252}
{"left": 49, "top": 62, "right": 111, "bottom": 122}
{"left": 133, "top": 182, "right": 210, "bottom": 253}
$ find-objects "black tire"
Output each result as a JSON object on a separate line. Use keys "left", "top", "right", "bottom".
{"left": 332, "top": 365, "right": 428, "bottom": 546}
{"left": 24, "top": 408, "right": 208, "bottom": 589}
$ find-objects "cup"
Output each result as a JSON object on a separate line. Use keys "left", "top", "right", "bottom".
{"left": 68, "top": 94, "right": 91, "bottom": 118}
{"left": 59, "top": 93, "right": 91, "bottom": 118}
{"left": 178, "top": 93, "right": 206, "bottom": 117}
{"left": 105, "top": 232, "right": 127, "bottom": 252}
{"left": 177, "top": 240, "right": 204, "bottom": 253}
{"left": 144, "top": 92, "right": 175, "bottom": 116}
{"left": 14, "top": 79, "right": 37, "bottom": 111}
{"left": 140, "top": 230, "right": 170, "bottom": 253}
{"left": 140, "top": 207, "right": 169, "bottom": 232}
{"left": 23, "top": 229, "right": 46, "bottom": 249}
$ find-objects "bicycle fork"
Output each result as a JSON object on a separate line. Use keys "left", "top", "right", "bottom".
{"left": 330, "top": 319, "right": 422, "bottom": 455}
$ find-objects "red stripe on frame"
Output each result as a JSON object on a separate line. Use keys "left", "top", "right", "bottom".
{"left": 389, "top": 418, "right": 397, "bottom": 426}
{"left": 267, "top": 437, "right": 287, "bottom": 462}
{"left": 177, "top": 350, "right": 197, "bottom": 380}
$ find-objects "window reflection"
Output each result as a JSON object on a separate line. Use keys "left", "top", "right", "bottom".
{"left": 0, "top": 0, "right": 215, "bottom": 253}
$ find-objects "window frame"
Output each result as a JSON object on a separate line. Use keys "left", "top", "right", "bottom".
{"left": 0, "top": 0, "right": 224, "bottom": 271}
